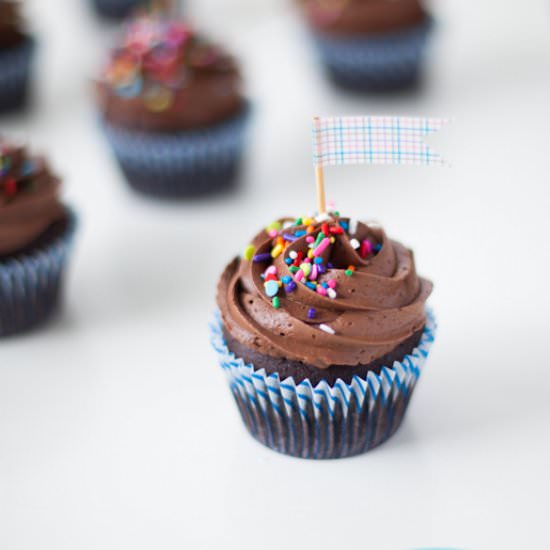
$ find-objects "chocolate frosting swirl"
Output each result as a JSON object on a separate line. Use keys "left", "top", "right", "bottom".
{"left": 0, "top": 143, "right": 65, "bottom": 256}
{"left": 217, "top": 215, "right": 432, "bottom": 369}
{"left": 301, "top": 0, "right": 427, "bottom": 36}
{"left": 96, "top": 14, "right": 244, "bottom": 133}
{"left": 0, "top": 1, "right": 27, "bottom": 49}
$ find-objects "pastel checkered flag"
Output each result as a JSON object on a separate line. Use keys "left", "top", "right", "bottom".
{"left": 311, "top": 115, "right": 449, "bottom": 214}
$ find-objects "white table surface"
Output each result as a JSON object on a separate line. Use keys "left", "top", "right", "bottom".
{"left": 1, "top": 0, "right": 549, "bottom": 548}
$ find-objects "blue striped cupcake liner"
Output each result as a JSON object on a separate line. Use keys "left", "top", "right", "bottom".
{"left": 211, "top": 309, "right": 436, "bottom": 459}
{"left": 0, "top": 209, "right": 77, "bottom": 337}
{"left": 0, "top": 37, "right": 35, "bottom": 114}
{"left": 91, "top": 0, "right": 146, "bottom": 19}
{"left": 101, "top": 104, "right": 250, "bottom": 198}
{"left": 312, "top": 18, "right": 433, "bottom": 91}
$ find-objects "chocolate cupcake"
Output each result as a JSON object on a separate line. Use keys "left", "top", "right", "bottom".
{"left": 96, "top": 14, "right": 249, "bottom": 197}
{"left": 0, "top": 1, "right": 35, "bottom": 113}
{"left": 0, "top": 140, "right": 77, "bottom": 337}
{"left": 300, "top": 0, "right": 433, "bottom": 91}
{"left": 213, "top": 214, "right": 435, "bottom": 458}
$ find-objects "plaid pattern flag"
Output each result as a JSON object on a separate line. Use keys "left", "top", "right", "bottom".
{"left": 312, "top": 116, "right": 448, "bottom": 167}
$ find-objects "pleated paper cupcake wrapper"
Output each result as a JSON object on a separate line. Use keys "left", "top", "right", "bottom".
{"left": 91, "top": 0, "right": 147, "bottom": 19}
{"left": 101, "top": 104, "right": 250, "bottom": 198}
{"left": 0, "top": 38, "right": 35, "bottom": 113}
{"left": 0, "top": 210, "right": 77, "bottom": 337}
{"left": 312, "top": 19, "right": 433, "bottom": 91}
{"left": 212, "top": 309, "right": 436, "bottom": 459}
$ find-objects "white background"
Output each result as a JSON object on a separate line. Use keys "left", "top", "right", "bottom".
{"left": 1, "top": 0, "right": 549, "bottom": 548}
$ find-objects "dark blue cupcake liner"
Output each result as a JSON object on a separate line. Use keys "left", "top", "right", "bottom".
{"left": 101, "top": 104, "right": 250, "bottom": 198}
{"left": 312, "top": 18, "right": 433, "bottom": 91}
{"left": 211, "top": 309, "right": 436, "bottom": 459}
{"left": 91, "top": 0, "right": 146, "bottom": 19}
{"left": 0, "top": 37, "right": 35, "bottom": 114}
{"left": 0, "top": 210, "right": 77, "bottom": 337}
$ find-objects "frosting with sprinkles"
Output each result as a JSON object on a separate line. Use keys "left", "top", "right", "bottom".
{"left": 217, "top": 212, "right": 433, "bottom": 369}
{"left": 97, "top": 12, "right": 244, "bottom": 132}
{"left": 0, "top": 140, "right": 66, "bottom": 256}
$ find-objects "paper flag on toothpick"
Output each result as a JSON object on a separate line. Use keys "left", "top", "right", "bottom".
{"left": 312, "top": 116, "right": 449, "bottom": 167}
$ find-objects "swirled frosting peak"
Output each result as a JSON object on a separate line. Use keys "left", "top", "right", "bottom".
{"left": 0, "top": 141, "right": 65, "bottom": 256}
{"left": 217, "top": 214, "right": 432, "bottom": 369}
{"left": 96, "top": 13, "right": 244, "bottom": 132}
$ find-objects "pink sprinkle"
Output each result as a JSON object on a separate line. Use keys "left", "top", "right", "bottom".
{"left": 304, "top": 257, "right": 311, "bottom": 263}
{"left": 360, "top": 240, "right": 373, "bottom": 258}
{"left": 295, "top": 269, "right": 304, "bottom": 282}
{"left": 316, "top": 286, "right": 327, "bottom": 296}
{"left": 265, "top": 266, "right": 277, "bottom": 275}
{"left": 309, "top": 265, "right": 318, "bottom": 280}
{"left": 313, "top": 237, "right": 330, "bottom": 257}
{"left": 268, "top": 230, "right": 278, "bottom": 238}
{"left": 327, "top": 279, "right": 337, "bottom": 289}
{"left": 306, "top": 236, "right": 315, "bottom": 244}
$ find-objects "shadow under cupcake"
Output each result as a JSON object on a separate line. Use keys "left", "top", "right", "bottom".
{"left": 299, "top": 0, "right": 433, "bottom": 92}
{"left": 95, "top": 13, "right": 250, "bottom": 198}
{"left": 213, "top": 214, "right": 435, "bottom": 459}
{"left": 0, "top": 141, "right": 77, "bottom": 337}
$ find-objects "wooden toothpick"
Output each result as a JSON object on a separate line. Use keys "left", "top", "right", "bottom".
{"left": 313, "top": 117, "right": 326, "bottom": 216}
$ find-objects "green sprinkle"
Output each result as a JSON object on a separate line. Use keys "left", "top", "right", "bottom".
{"left": 332, "top": 211, "right": 340, "bottom": 217}
{"left": 272, "top": 296, "right": 280, "bottom": 309}
{"left": 294, "top": 217, "right": 302, "bottom": 226}
{"left": 289, "top": 266, "right": 299, "bottom": 273}
{"left": 345, "top": 269, "right": 353, "bottom": 277}
{"left": 313, "top": 232, "right": 324, "bottom": 247}
{"left": 267, "top": 221, "right": 282, "bottom": 231}
{"left": 243, "top": 244, "right": 255, "bottom": 261}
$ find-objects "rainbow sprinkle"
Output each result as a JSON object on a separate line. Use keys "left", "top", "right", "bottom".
{"left": 250, "top": 214, "right": 381, "bottom": 314}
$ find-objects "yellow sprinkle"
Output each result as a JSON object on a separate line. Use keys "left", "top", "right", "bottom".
{"left": 303, "top": 217, "right": 313, "bottom": 226}
{"left": 271, "top": 243, "right": 283, "bottom": 258}
{"left": 144, "top": 86, "right": 174, "bottom": 112}
{"left": 243, "top": 244, "right": 255, "bottom": 261}
{"left": 300, "top": 262, "right": 312, "bottom": 277}
{"left": 307, "top": 249, "right": 314, "bottom": 259}
{"left": 330, "top": 237, "right": 335, "bottom": 244}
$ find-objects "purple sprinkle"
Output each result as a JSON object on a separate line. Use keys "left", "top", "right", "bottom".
{"left": 318, "top": 264, "right": 327, "bottom": 274}
{"left": 283, "top": 233, "right": 298, "bottom": 242}
{"left": 307, "top": 308, "right": 316, "bottom": 319}
{"left": 327, "top": 262, "right": 334, "bottom": 269}
{"left": 253, "top": 253, "right": 271, "bottom": 263}
{"left": 285, "top": 281, "right": 297, "bottom": 293}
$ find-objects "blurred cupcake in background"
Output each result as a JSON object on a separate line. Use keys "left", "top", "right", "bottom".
{"left": 0, "top": 139, "right": 77, "bottom": 337}
{"left": 96, "top": 13, "right": 250, "bottom": 197}
{"left": 0, "top": 1, "right": 35, "bottom": 113}
{"left": 299, "top": 0, "right": 433, "bottom": 91}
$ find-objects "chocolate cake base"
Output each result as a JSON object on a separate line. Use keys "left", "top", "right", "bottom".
{"left": 222, "top": 325, "right": 424, "bottom": 385}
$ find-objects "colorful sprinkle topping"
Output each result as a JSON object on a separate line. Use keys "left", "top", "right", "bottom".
{"left": 102, "top": 13, "right": 231, "bottom": 113}
{"left": 251, "top": 213, "right": 381, "bottom": 313}
{"left": 0, "top": 144, "right": 40, "bottom": 203}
